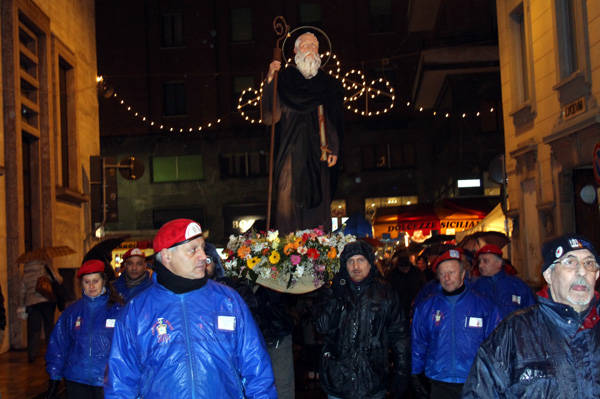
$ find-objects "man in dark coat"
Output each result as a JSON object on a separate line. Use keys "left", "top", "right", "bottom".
{"left": 315, "top": 241, "right": 409, "bottom": 399}
{"left": 386, "top": 250, "right": 426, "bottom": 316}
{"left": 463, "top": 234, "right": 600, "bottom": 398}
{"left": 262, "top": 31, "right": 344, "bottom": 233}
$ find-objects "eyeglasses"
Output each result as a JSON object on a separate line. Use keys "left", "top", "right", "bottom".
{"left": 554, "top": 255, "right": 599, "bottom": 272}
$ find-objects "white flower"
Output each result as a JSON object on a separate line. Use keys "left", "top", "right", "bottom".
{"left": 297, "top": 246, "right": 308, "bottom": 255}
{"left": 267, "top": 230, "right": 279, "bottom": 241}
{"left": 295, "top": 265, "right": 305, "bottom": 277}
{"left": 318, "top": 236, "right": 329, "bottom": 245}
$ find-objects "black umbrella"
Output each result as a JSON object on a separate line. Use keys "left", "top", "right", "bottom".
{"left": 82, "top": 237, "right": 128, "bottom": 281}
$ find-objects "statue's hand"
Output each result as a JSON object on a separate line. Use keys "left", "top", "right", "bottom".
{"left": 267, "top": 61, "right": 281, "bottom": 83}
{"left": 327, "top": 154, "right": 338, "bottom": 167}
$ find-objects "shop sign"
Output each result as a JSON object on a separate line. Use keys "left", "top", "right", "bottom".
{"left": 563, "top": 97, "right": 585, "bottom": 120}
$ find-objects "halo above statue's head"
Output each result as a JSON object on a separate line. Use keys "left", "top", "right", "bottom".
{"left": 281, "top": 26, "right": 333, "bottom": 67}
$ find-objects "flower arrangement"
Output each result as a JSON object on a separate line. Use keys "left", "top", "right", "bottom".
{"left": 223, "top": 228, "right": 356, "bottom": 293}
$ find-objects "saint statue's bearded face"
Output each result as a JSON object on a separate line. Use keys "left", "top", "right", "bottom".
{"left": 294, "top": 33, "right": 321, "bottom": 79}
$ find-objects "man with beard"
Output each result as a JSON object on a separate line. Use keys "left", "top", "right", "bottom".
{"left": 463, "top": 234, "right": 600, "bottom": 398}
{"left": 262, "top": 31, "right": 343, "bottom": 233}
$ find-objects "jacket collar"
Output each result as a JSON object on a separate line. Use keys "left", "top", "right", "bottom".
{"left": 537, "top": 285, "right": 600, "bottom": 332}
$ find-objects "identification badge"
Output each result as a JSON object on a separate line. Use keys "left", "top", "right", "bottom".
{"left": 512, "top": 295, "right": 521, "bottom": 305}
{"left": 218, "top": 316, "right": 236, "bottom": 331}
{"left": 434, "top": 310, "right": 442, "bottom": 326}
{"left": 468, "top": 317, "right": 483, "bottom": 328}
{"left": 75, "top": 316, "right": 81, "bottom": 328}
{"left": 105, "top": 318, "right": 116, "bottom": 328}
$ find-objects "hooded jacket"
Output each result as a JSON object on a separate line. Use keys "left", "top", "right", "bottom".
{"left": 471, "top": 270, "right": 536, "bottom": 319}
{"left": 104, "top": 272, "right": 276, "bottom": 399}
{"left": 315, "top": 241, "right": 409, "bottom": 398}
{"left": 46, "top": 291, "right": 122, "bottom": 386}
{"left": 411, "top": 285, "right": 501, "bottom": 383}
{"left": 462, "top": 288, "right": 600, "bottom": 398}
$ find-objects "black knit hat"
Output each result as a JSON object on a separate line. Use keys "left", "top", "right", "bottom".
{"left": 541, "top": 234, "right": 600, "bottom": 272}
{"left": 340, "top": 240, "right": 375, "bottom": 270}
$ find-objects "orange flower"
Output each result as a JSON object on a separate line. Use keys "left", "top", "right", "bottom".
{"left": 283, "top": 243, "right": 295, "bottom": 255}
{"left": 237, "top": 245, "right": 250, "bottom": 258}
{"left": 327, "top": 247, "right": 337, "bottom": 259}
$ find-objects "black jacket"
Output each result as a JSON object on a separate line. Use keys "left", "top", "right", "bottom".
{"left": 315, "top": 269, "right": 409, "bottom": 398}
{"left": 463, "top": 288, "right": 600, "bottom": 398}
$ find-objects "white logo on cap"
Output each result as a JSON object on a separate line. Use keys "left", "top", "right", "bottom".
{"left": 568, "top": 239, "right": 583, "bottom": 249}
{"left": 185, "top": 222, "right": 202, "bottom": 239}
{"left": 449, "top": 250, "right": 460, "bottom": 259}
{"left": 555, "top": 246, "right": 563, "bottom": 258}
{"left": 131, "top": 248, "right": 143, "bottom": 256}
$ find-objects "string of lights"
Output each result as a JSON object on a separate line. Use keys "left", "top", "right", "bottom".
{"left": 99, "top": 50, "right": 497, "bottom": 133}
{"left": 96, "top": 76, "right": 223, "bottom": 133}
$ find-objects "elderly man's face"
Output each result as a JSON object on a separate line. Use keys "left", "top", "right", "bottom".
{"left": 162, "top": 237, "right": 208, "bottom": 280}
{"left": 543, "top": 248, "right": 599, "bottom": 312}
{"left": 346, "top": 254, "right": 371, "bottom": 283}
{"left": 295, "top": 33, "right": 319, "bottom": 57}
{"left": 124, "top": 256, "right": 146, "bottom": 280}
{"left": 438, "top": 260, "right": 465, "bottom": 292}
{"left": 478, "top": 253, "right": 503, "bottom": 276}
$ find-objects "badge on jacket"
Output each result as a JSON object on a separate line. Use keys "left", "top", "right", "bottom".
{"left": 217, "top": 315, "right": 236, "bottom": 331}
{"left": 434, "top": 310, "right": 443, "bottom": 326}
{"left": 512, "top": 295, "right": 521, "bottom": 305}
{"left": 75, "top": 316, "right": 82, "bottom": 329}
{"left": 468, "top": 317, "right": 483, "bottom": 328}
{"left": 152, "top": 317, "right": 174, "bottom": 344}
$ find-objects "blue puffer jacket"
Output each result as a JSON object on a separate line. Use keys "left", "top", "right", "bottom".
{"left": 411, "top": 286, "right": 501, "bottom": 383}
{"left": 463, "top": 289, "right": 600, "bottom": 398}
{"left": 46, "top": 291, "right": 122, "bottom": 386}
{"left": 113, "top": 271, "right": 153, "bottom": 302}
{"left": 105, "top": 274, "right": 277, "bottom": 399}
{"left": 471, "top": 270, "right": 536, "bottom": 319}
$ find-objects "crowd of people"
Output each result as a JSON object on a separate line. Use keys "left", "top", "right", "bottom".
{"left": 24, "top": 215, "right": 600, "bottom": 399}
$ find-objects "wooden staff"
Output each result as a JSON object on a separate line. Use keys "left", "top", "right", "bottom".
{"left": 266, "top": 16, "right": 289, "bottom": 231}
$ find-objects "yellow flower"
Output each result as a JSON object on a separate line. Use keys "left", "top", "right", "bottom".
{"left": 327, "top": 247, "right": 337, "bottom": 259}
{"left": 246, "top": 256, "right": 260, "bottom": 269}
{"left": 269, "top": 251, "right": 281, "bottom": 264}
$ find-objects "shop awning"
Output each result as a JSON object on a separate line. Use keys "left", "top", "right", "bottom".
{"left": 373, "top": 199, "right": 498, "bottom": 239}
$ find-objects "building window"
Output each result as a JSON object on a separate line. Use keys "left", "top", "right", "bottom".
{"left": 57, "top": 56, "right": 74, "bottom": 188}
{"left": 299, "top": 3, "right": 322, "bottom": 25}
{"left": 163, "top": 82, "right": 186, "bottom": 116}
{"left": 19, "top": 22, "right": 41, "bottom": 134}
{"left": 509, "top": 4, "right": 529, "bottom": 104}
{"left": 219, "top": 151, "right": 268, "bottom": 178}
{"left": 231, "top": 8, "right": 252, "bottom": 42}
{"left": 152, "top": 155, "right": 204, "bottom": 182}
{"left": 555, "top": 0, "right": 578, "bottom": 79}
{"left": 362, "top": 143, "right": 415, "bottom": 170}
{"left": 369, "top": 0, "right": 392, "bottom": 33}
{"left": 505, "top": 1, "right": 535, "bottom": 126}
{"left": 161, "top": 13, "right": 184, "bottom": 47}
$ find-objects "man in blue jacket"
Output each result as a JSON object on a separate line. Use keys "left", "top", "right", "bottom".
{"left": 105, "top": 218, "right": 277, "bottom": 398}
{"left": 463, "top": 234, "right": 600, "bottom": 398}
{"left": 411, "top": 248, "right": 501, "bottom": 399}
{"left": 471, "top": 244, "right": 536, "bottom": 319}
{"left": 113, "top": 247, "right": 153, "bottom": 302}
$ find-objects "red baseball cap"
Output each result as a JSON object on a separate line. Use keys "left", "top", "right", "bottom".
{"left": 77, "top": 259, "right": 105, "bottom": 277}
{"left": 475, "top": 244, "right": 503, "bottom": 259}
{"left": 433, "top": 248, "right": 463, "bottom": 272}
{"left": 123, "top": 248, "right": 146, "bottom": 261}
{"left": 153, "top": 218, "right": 203, "bottom": 253}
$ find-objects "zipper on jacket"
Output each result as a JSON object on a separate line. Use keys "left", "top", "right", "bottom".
{"left": 450, "top": 300, "right": 456, "bottom": 377}
{"left": 180, "top": 296, "right": 196, "bottom": 399}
